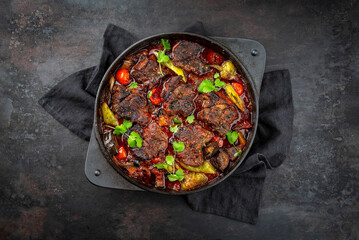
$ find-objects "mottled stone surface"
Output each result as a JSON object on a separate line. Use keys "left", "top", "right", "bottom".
{"left": 0, "top": 0, "right": 358, "bottom": 239}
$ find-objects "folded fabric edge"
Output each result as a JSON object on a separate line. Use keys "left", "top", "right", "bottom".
{"left": 38, "top": 98, "right": 91, "bottom": 141}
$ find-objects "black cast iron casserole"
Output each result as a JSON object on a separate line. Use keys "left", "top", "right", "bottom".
{"left": 94, "top": 33, "right": 259, "bottom": 195}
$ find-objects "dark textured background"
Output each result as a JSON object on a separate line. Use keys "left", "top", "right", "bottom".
{"left": 0, "top": 0, "right": 358, "bottom": 239}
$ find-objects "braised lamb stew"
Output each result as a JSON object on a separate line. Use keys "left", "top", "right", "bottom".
{"left": 99, "top": 39, "right": 253, "bottom": 192}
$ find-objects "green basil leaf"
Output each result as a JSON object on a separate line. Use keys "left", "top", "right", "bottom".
{"left": 214, "top": 73, "right": 220, "bottom": 78}
{"left": 198, "top": 79, "right": 216, "bottom": 93}
{"left": 161, "top": 38, "right": 171, "bottom": 50}
{"left": 157, "top": 51, "right": 169, "bottom": 63}
{"left": 129, "top": 81, "right": 138, "bottom": 89}
{"left": 153, "top": 163, "right": 168, "bottom": 170}
{"left": 122, "top": 119, "right": 132, "bottom": 129}
{"left": 215, "top": 78, "right": 226, "bottom": 88}
{"left": 173, "top": 118, "right": 182, "bottom": 124}
{"left": 128, "top": 131, "right": 143, "bottom": 148}
{"left": 186, "top": 115, "right": 195, "bottom": 123}
{"left": 173, "top": 141, "right": 185, "bottom": 152}
{"left": 113, "top": 125, "right": 122, "bottom": 135}
{"left": 226, "top": 130, "right": 238, "bottom": 144}
{"left": 176, "top": 169, "right": 184, "bottom": 181}
{"left": 165, "top": 155, "right": 175, "bottom": 165}
{"left": 167, "top": 174, "right": 179, "bottom": 182}
{"left": 234, "top": 150, "right": 242, "bottom": 157}
{"left": 170, "top": 125, "right": 178, "bottom": 133}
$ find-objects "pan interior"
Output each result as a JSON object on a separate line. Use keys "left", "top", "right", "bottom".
{"left": 94, "top": 33, "right": 259, "bottom": 195}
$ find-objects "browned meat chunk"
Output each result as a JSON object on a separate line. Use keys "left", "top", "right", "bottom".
{"left": 197, "top": 93, "right": 238, "bottom": 135}
{"left": 132, "top": 122, "right": 168, "bottom": 160}
{"left": 112, "top": 85, "right": 150, "bottom": 126}
{"left": 225, "top": 147, "right": 239, "bottom": 161}
{"left": 131, "top": 55, "right": 168, "bottom": 89}
{"left": 213, "top": 150, "right": 230, "bottom": 172}
{"left": 161, "top": 76, "right": 196, "bottom": 116}
{"left": 175, "top": 124, "right": 213, "bottom": 166}
{"left": 172, "top": 41, "right": 210, "bottom": 75}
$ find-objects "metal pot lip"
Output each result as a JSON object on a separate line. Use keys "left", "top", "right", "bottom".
{"left": 94, "top": 32, "right": 259, "bottom": 195}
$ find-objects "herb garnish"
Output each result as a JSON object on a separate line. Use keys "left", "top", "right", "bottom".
{"left": 186, "top": 115, "right": 195, "bottom": 123}
{"left": 128, "top": 81, "right": 138, "bottom": 89}
{"left": 128, "top": 131, "right": 143, "bottom": 148}
{"left": 153, "top": 141, "right": 186, "bottom": 182}
{"left": 226, "top": 130, "right": 242, "bottom": 157}
{"left": 198, "top": 73, "right": 226, "bottom": 93}
{"left": 156, "top": 39, "right": 171, "bottom": 76}
{"left": 148, "top": 91, "right": 153, "bottom": 98}
{"left": 170, "top": 125, "right": 178, "bottom": 133}
{"left": 173, "top": 141, "right": 185, "bottom": 152}
{"left": 168, "top": 169, "right": 184, "bottom": 182}
{"left": 173, "top": 118, "right": 182, "bottom": 124}
{"left": 106, "top": 120, "right": 143, "bottom": 148}
{"left": 161, "top": 38, "right": 171, "bottom": 50}
{"left": 198, "top": 79, "right": 217, "bottom": 93}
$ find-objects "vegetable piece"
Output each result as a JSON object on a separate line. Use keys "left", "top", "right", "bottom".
{"left": 181, "top": 172, "right": 208, "bottom": 190}
{"left": 238, "top": 132, "right": 246, "bottom": 146}
{"left": 186, "top": 115, "right": 195, "bottom": 123}
{"left": 149, "top": 88, "right": 162, "bottom": 105}
{"left": 115, "top": 68, "right": 131, "bottom": 85}
{"left": 210, "top": 61, "right": 236, "bottom": 80}
{"left": 173, "top": 141, "right": 185, "bottom": 152}
{"left": 226, "top": 130, "right": 238, "bottom": 144}
{"left": 225, "top": 84, "right": 245, "bottom": 111}
{"left": 120, "top": 60, "right": 132, "bottom": 70}
{"left": 232, "top": 82, "right": 243, "bottom": 95}
{"left": 116, "top": 146, "right": 127, "bottom": 160}
{"left": 203, "top": 141, "right": 220, "bottom": 159}
{"left": 103, "top": 132, "right": 119, "bottom": 155}
{"left": 101, "top": 102, "right": 119, "bottom": 126}
{"left": 198, "top": 79, "right": 216, "bottom": 93}
{"left": 128, "top": 131, "right": 143, "bottom": 148}
{"left": 204, "top": 49, "right": 225, "bottom": 65}
{"left": 220, "top": 61, "right": 236, "bottom": 79}
{"left": 214, "top": 150, "right": 230, "bottom": 172}
{"left": 109, "top": 75, "right": 115, "bottom": 92}
{"left": 180, "top": 161, "right": 217, "bottom": 174}
{"left": 153, "top": 51, "right": 186, "bottom": 82}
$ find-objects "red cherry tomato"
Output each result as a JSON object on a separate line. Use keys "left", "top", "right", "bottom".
{"left": 149, "top": 88, "right": 162, "bottom": 105}
{"left": 116, "top": 146, "right": 127, "bottom": 160}
{"left": 232, "top": 82, "right": 244, "bottom": 96}
{"left": 115, "top": 68, "right": 131, "bottom": 85}
{"left": 212, "top": 136, "right": 224, "bottom": 147}
{"left": 204, "top": 49, "right": 225, "bottom": 65}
